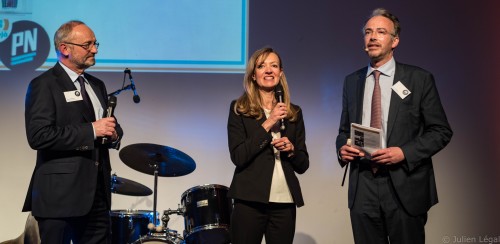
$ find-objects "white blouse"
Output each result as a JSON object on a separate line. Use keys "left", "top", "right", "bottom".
{"left": 264, "top": 109, "right": 293, "bottom": 203}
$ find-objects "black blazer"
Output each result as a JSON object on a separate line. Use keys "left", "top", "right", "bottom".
{"left": 227, "top": 100, "right": 309, "bottom": 207}
{"left": 336, "top": 62, "right": 452, "bottom": 216}
{"left": 22, "top": 62, "right": 123, "bottom": 218}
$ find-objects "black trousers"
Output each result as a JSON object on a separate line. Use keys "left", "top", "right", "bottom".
{"left": 36, "top": 168, "right": 110, "bottom": 244}
{"left": 230, "top": 199, "right": 296, "bottom": 244}
{"left": 350, "top": 165, "right": 427, "bottom": 244}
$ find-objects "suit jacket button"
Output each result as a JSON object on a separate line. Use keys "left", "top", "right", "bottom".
{"left": 95, "top": 162, "right": 99, "bottom": 166}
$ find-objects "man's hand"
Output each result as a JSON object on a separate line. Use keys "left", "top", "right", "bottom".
{"left": 92, "top": 117, "right": 116, "bottom": 138}
{"left": 340, "top": 144, "right": 365, "bottom": 162}
{"left": 371, "top": 147, "right": 405, "bottom": 165}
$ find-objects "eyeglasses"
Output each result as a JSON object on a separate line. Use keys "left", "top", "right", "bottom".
{"left": 364, "top": 28, "right": 396, "bottom": 38}
{"left": 64, "top": 41, "right": 99, "bottom": 51}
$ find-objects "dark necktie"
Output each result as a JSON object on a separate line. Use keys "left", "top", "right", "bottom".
{"left": 77, "top": 76, "right": 96, "bottom": 120}
{"left": 370, "top": 70, "right": 382, "bottom": 129}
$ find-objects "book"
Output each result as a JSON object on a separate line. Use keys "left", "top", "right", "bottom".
{"left": 350, "top": 123, "right": 383, "bottom": 159}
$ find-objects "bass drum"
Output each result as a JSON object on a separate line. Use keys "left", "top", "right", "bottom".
{"left": 110, "top": 210, "right": 157, "bottom": 244}
{"left": 181, "top": 184, "right": 232, "bottom": 244}
{"left": 132, "top": 230, "right": 184, "bottom": 244}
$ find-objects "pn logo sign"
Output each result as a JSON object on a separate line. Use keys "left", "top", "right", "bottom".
{"left": 0, "top": 20, "right": 50, "bottom": 71}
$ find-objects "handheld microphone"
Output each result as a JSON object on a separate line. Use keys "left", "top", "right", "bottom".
{"left": 274, "top": 83, "right": 285, "bottom": 131}
{"left": 102, "top": 95, "right": 117, "bottom": 144}
{"left": 125, "top": 68, "right": 140, "bottom": 103}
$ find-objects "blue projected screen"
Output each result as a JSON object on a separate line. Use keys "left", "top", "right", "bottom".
{"left": 0, "top": 0, "right": 248, "bottom": 73}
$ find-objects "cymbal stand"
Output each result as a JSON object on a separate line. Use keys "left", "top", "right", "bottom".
{"left": 149, "top": 162, "right": 159, "bottom": 226}
{"left": 110, "top": 173, "right": 117, "bottom": 193}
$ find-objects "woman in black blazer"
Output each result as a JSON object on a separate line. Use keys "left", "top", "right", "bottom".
{"left": 227, "top": 47, "right": 309, "bottom": 244}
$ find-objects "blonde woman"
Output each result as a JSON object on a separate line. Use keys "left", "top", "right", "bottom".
{"left": 227, "top": 47, "right": 309, "bottom": 244}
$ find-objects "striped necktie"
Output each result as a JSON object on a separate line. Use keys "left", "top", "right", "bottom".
{"left": 370, "top": 70, "right": 382, "bottom": 129}
{"left": 369, "top": 70, "right": 382, "bottom": 173}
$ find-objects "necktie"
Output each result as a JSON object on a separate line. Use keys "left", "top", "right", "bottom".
{"left": 370, "top": 70, "right": 382, "bottom": 129}
{"left": 369, "top": 70, "right": 381, "bottom": 173}
{"left": 77, "top": 76, "right": 96, "bottom": 120}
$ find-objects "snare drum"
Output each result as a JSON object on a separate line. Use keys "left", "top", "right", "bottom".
{"left": 181, "top": 184, "right": 232, "bottom": 244}
{"left": 132, "top": 229, "right": 183, "bottom": 244}
{"left": 111, "top": 210, "right": 157, "bottom": 244}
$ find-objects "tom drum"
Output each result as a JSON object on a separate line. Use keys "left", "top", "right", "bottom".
{"left": 111, "top": 209, "right": 157, "bottom": 244}
{"left": 181, "top": 184, "right": 232, "bottom": 244}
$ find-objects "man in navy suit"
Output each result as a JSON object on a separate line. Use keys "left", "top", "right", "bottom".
{"left": 336, "top": 8, "right": 452, "bottom": 244}
{"left": 23, "top": 20, "right": 123, "bottom": 243}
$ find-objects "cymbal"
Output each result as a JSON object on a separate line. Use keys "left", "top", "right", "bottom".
{"left": 119, "top": 143, "right": 196, "bottom": 177}
{"left": 111, "top": 174, "right": 153, "bottom": 196}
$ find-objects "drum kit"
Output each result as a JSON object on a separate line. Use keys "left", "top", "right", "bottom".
{"left": 110, "top": 143, "right": 232, "bottom": 244}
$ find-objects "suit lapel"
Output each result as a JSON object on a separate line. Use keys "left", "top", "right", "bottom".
{"left": 53, "top": 63, "right": 95, "bottom": 122}
{"left": 386, "top": 63, "right": 405, "bottom": 143}
{"left": 53, "top": 63, "right": 77, "bottom": 92}
{"left": 355, "top": 68, "right": 367, "bottom": 124}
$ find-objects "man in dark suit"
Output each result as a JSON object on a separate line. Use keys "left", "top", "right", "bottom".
{"left": 23, "top": 20, "right": 123, "bottom": 243}
{"left": 336, "top": 8, "right": 452, "bottom": 244}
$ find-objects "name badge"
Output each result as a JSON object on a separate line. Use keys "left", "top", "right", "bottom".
{"left": 392, "top": 81, "right": 411, "bottom": 99}
{"left": 64, "top": 90, "right": 83, "bottom": 102}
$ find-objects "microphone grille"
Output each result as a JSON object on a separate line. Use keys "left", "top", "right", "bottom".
{"left": 274, "top": 83, "right": 284, "bottom": 101}
{"left": 275, "top": 83, "right": 283, "bottom": 94}
{"left": 108, "top": 95, "right": 117, "bottom": 108}
{"left": 133, "top": 95, "right": 140, "bottom": 104}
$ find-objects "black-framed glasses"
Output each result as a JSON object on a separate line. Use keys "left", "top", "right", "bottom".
{"left": 64, "top": 41, "right": 99, "bottom": 50}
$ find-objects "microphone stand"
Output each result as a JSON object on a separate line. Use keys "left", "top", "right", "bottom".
{"left": 108, "top": 84, "right": 134, "bottom": 97}
{"left": 108, "top": 69, "right": 140, "bottom": 103}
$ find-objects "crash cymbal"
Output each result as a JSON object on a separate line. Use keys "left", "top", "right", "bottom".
{"left": 119, "top": 143, "right": 196, "bottom": 177}
{"left": 111, "top": 174, "right": 153, "bottom": 196}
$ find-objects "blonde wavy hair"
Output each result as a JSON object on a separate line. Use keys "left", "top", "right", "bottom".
{"left": 234, "top": 47, "right": 298, "bottom": 121}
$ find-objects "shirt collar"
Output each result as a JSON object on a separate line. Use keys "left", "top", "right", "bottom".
{"left": 59, "top": 62, "right": 86, "bottom": 83}
{"left": 366, "top": 57, "right": 396, "bottom": 78}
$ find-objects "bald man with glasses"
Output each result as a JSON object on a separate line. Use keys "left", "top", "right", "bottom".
{"left": 23, "top": 20, "right": 123, "bottom": 244}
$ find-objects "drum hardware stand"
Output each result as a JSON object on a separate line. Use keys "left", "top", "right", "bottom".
{"left": 148, "top": 161, "right": 160, "bottom": 226}
{"left": 110, "top": 173, "right": 118, "bottom": 193}
{"left": 160, "top": 207, "right": 184, "bottom": 231}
